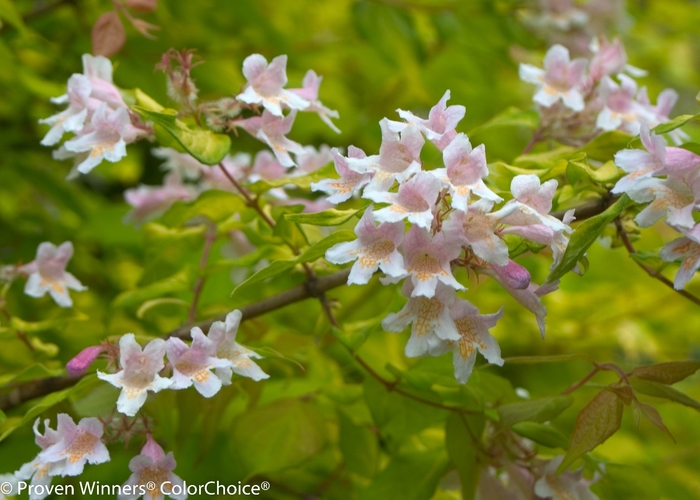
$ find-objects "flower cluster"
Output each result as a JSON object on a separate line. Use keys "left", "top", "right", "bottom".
{"left": 318, "top": 91, "right": 573, "bottom": 383}
{"left": 611, "top": 125, "right": 700, "bottom": 290}
{"left": 12, "top": 415, "right": 109, "bottom": 499}
{"left": 94, "top": 310, "right": 268, "bottom": 416}
{"left": 40, "top": 55, "right": 150, "bottom": 177}
{"left": 519, "top": 39, "right": 686, "bottom": 146}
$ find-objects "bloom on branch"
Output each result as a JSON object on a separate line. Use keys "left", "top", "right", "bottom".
{"left": 519, "top": 44, "right": 588, "bottom": 112}
{"left": 290, "top": 70, "right": 340, "bottom": 133}
{"left": 627, "top": 175, "right": 700, "bottom": 229}
{"left": 15, "top": 419, "right": 66, "bottom": 500}
{"left": 118, "top": 434, "right": 186, "bottom": 500}
{"left": 367, "top": 171, "right": 441, "bottom": 230}
{"left": 97, "top": 334, "right": 172, "bottom": 417}
{"left": 430, "top": 133, "right": 501, "bottom": 211}
{"left": 38, "top": 414, "right": 110, "bottom": 477}
{"left": 166, "top": 329, "right": 231, "bottom": 398}
{"left": 535, "top": 456, "right": 600, "bottom": 500}
{"left": 431, "top": 300, "right": 504, "bottom": 384}
{"left": 660, "top": 224, "right": 700, "bottom": 290}
{"left": 596, "top": 75, "right": 652, "bottom": 135}
{"left": 311, "top": 146, "right": 373, "bottom": 204}
{"left": 20, "top": 241, "right": 86, "bottom": 308}
{"left": 400, "top": 226, "right": 464, "bottom": 297}
{"left": 397, "top": 90, "right": 465, "bottom": 151}
{"left": 382, "top": 282, "right": 460, "bottom": 357}
{"left": 237, "top": 54, "right": 309, "bottom": 117}
{"left": 325, "top": 207, "right": 405, "bottom": 285}
{"left": 124, "top": 171, "right": 197, "bottom": 225}
{"left": 207, "top": 310, "right": 269, "bottom": 384}
{"left": 235, "top": 110, "right": 305, "bottom": 167}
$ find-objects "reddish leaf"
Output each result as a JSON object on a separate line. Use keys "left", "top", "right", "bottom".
{"left": 633, "top": 400, "right": 675, "bottom": 442}
{"left": 91, "top": 11, "right": 126, "bottom": 57}
{"left": 630, "top": 378, "right": 700, "bottom": 411}
{"left": 558, "top": 388, "right": 623, "bottom": 473}
{"left": 605, "top": 385, "right": 635, "bottom": 406}
{"left": 125, "top": 0, "right": 157, "bottom": 12}
{"left": 630, "top": 361, "right": 700, "bottom": 385}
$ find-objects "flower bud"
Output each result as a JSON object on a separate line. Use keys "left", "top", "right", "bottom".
{"left": 66, "top": 345, "right": 106, "bottom": 376}
{"left": 491, "top": 260, "right": 531, "bottom": 290}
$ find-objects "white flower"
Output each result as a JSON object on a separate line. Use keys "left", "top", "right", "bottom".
{"left": 20, "top": 241, "right": 86, "bottom": 308}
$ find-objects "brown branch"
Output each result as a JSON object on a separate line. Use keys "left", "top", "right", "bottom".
{"left": 615, "top": 219, "right": 700, "bottom": 308}
{"left": 551, "top": 195, "right": 617, "bottom": 222}
{"left": 188, "top": 223, "right": 217, "bottom": 323}
{"left": 0, "top": 268, "right": 351, "bottom": 412}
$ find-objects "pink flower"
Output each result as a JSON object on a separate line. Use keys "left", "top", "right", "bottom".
{"left": 311, "top": 146, "right": 373, "bottom": 204}
{"left": 397, "top": 90, "right": 465, "bottom": 151}
{"left": 348, "top": 118, "right": 424, "bottom": 193}
{"left": 63, "top": 104, "right": 140, "bottom": 175}
{"left": 21, "top": 241, "right": 86, "bottom": 308}
{"left": 97, "top": 334, "right": 172, "bottom": 416}
{"left": 235, "top": 110, "right": 305, "bottom": 167}
{"left": 660, "top": 224, "right": 700, "bottom": 290}
{"left": 491, "top": 260, "right": 532, "bottom": 290}
{"left": 589, "top": 37, "right": 627, "bottom": 82}
{"left": 367, "top": 171, "right": 441, "bottom": 230}
{"left": 81, "top": 54, "right": 126, "bottom": 109}
{"left": 15, "top": 419, "right": 66, "bottom": 500}
{"left": 430, "top": 133, "right": 501, "bottom": 211}
{"left": 236, "top": 54, "right": 309, "bottom": 117}
{"left": 38, "top": 414, "right": 110, "bottom": 477}
{"left": 400, "top": 226, "right": 464, "bottom": 297}
{"left": 124, "top": 172, "right": 197, "bottom": 225}
{"left": 39, "top": 75, "right": 92, "bottom": 146}
{"left": 491, "top": 273, "right": 559, "bottom": 338}
{"left": 290, "top": 70, "right": 340, "bottom": 133}
{"left": 443, "top": 201, "right": 515, "bottom": 266}
{"left": 66, "top": 345, "right": 106, "bottom": 377}
{"left": 119, "top": 434, "right": 186, "bottom": 500}
{"left": 325, "top": 207, "right": 406, "bottom": 285}
{"left": 206, "top": 310, "right": 269, "bottom": 384}
{"left": 431, "top": 300, "right": 504, "bottom": 384}
{"left": 382, "top": 281, "right": 460, "bottom": 357}
{"left": 166, "top": 329, "right": 231, "bottom": 398}
{"left": 519, "top": 44, "right": 588, "bottom": 112}
{"left": 627, "top": 174, "right": 700, "bottom": 229}
{"left": 596, "top": 75, "right": 654, "bottom": 135}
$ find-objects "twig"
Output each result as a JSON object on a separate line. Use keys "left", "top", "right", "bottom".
{"left": 0, "top": 268, "right": 351, "bottom": 412}
{"left": 521, "top": 129, "right": 542, "bottom": 155}
{"left": 188, "top": 223, "right": 217, "bottom": 323}
{"left": 615, "top": 218, "right": 700, "bottom": 308}
{"left": 551, "top": 195, "right": 617, "bottom": 222}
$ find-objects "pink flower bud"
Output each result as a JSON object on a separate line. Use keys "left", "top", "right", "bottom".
{"left": 141, "top": 434, "right": 166, "bottom": 462}
{"left": 492, "top": 260, "right": 531, "bottom": 290}
{"left": 66, "top": 345, "right": 106, "bottom": 376}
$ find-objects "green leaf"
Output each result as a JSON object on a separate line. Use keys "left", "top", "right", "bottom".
{"left": 0, "top": 0, "right": 29, "bottom": 35}
{"left": 497, "top": 395, "right": 573, "bottom": 427}
{"left": 629, "top": 361, "right": 700, "bottom": 385}
{"left": 445, "top": 412, "right": 485, "bottom": 500}
{"left": 360, "top": 447, "right": 450, "bottom": 500}
{"left": 547, "top": 194, "right": 633, "bottom": 282}
{"left": 248, "top": 163, "right": 336, "bottom": 194}
{"left": 630, "top": 378, "right": 700, "bottom": 411}
{"left": 680, "top": 142, "right": 700, "bottom": 156}
{"left": 229, "top": 398, "right": 326, "bottom": 475}
{"left": 338, "top": 409, "right": 379, "bottom": 477}
{"left": 10, "top": 313, "right": 89, "bottom": 332}
{"left": 558, "top": 389, "right": 624, "bottom": 473}
{"left": 113, "top": 267, "right": 192, "bottom": 308}
{"left": 285, "top": 207, "right": 365, "bottom": 226}
{"left": 231, "top": 230, "right": 355, "bottom": 297}
{"left": 514, "top": 146, "right": 576, "bottom": 169}
{"left": 161, "top": 190, "right": 247, "bottom": 227}
{"left": 136, "top": 298, "right": 190, "bottom": 319}
{"left": 511, "top": 422, "right": 569, "bottom": 449}
{"left": 0, "top": 363, "right": 64, "bottom": 386}
{"left": 578, "top": 131, "right": 633, "bottom": 161}
{"left": 653, "top": 114, "right": 698, "bottom": 135}
{"left": 468, "top": 106, "right": 539, "bottom": 136}
{"left": 132, "top": 106, "right": 231, "bottom": 165}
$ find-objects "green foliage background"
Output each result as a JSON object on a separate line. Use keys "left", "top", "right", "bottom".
{"left": 1, "top": 0, "right": 700, "bottom": 498}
